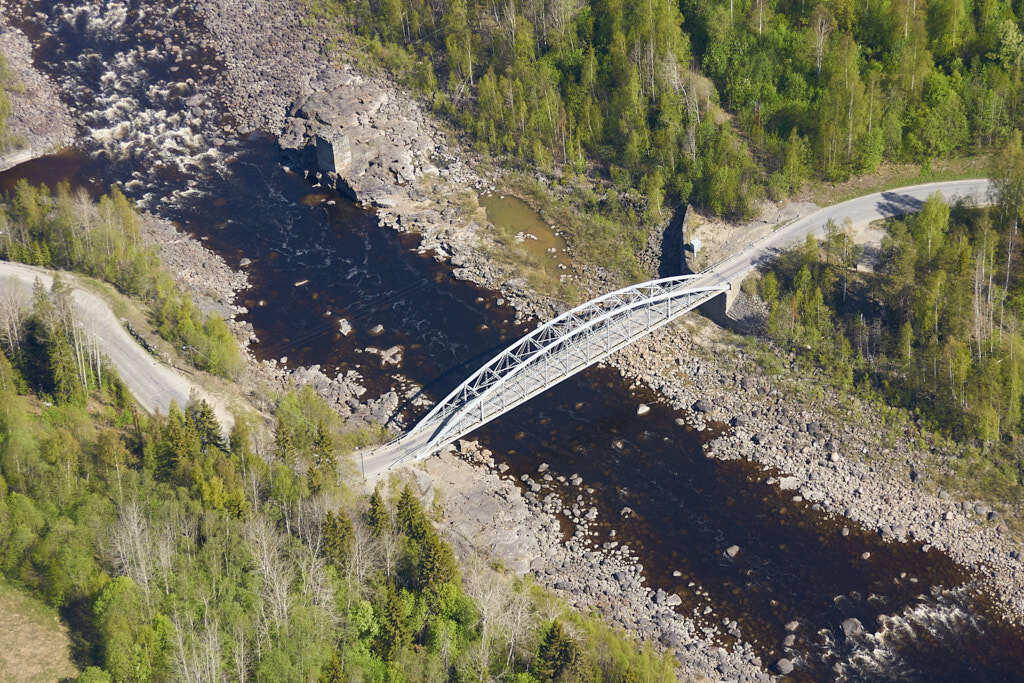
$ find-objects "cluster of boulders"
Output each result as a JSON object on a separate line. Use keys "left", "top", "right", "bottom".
{"left": 609, "top": 318, "right": 1024, "bottom": 623}
{"left": 0, "top": 23, "right": 75, "bottom": 170}
{"left": 193, "top": 0, "right": 321, "bottom": 135}
{"left": 419, "top": 439, "right": 770, "bottom": 682}
{"left": 256, "top": 361, "right": 402, "bottom": 430}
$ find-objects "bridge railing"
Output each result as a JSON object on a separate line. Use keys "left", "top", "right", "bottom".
{"left": 405, "top": 274, "right": 707, "bottom": 438}
{"left": 410, "top": 280, "right": 727, "bottom": 458}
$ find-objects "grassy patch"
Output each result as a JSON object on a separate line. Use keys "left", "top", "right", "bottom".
{"left": 337, "top": 423, "right": 391, "bottom": 454}
{"left": 754, "top": 348, "right": 784, "bottom": 375}
{"left": 0, "top": 578, "right": 77, "bottom": 682}
{"left": 798, "top": 156, "right": 989, "bottom": 207}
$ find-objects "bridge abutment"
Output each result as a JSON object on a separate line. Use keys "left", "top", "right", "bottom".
{"left": 698, "top": 288, "right": 734, "bottom": 326}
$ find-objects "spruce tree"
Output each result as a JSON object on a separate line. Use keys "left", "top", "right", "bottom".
{"left": 187, "top": 399, "right": 224, "bottom": 452}
{"left": 367, "top": 486, "right": 389, "bottom": 536}
{"left": 309, "top": 420, "right": 336, "bottom": 491}
{"left": 531, "top": 621, "right": 579, "bottom": 682}
{"left": 375, "top": 581, "right": 411, "bottom": 661}
{"left": 156, "top": 402, "right": 191, "bottom": 481}
{"left": 323, "top": 510, "right": 353, "bottom": 569}
{"left": 396, "top": 484, "right": 424, "bottom": 538}
{"left": 48, "top": 330, "right": 85, "bottom": 405}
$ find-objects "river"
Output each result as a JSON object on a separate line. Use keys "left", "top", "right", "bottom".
{"left": 3, "top": 0, "right": 1023, "bottom": 679}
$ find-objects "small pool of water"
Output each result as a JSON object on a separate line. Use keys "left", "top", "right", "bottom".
{"left": 479, "top": 193, "right": 569, "bottom": 267}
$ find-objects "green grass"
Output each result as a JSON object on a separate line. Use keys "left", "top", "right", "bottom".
{"left": 800, "top": 156, "right": 989, "bottom": 207}
{"left": 337, "top": 423, "right": 391, "bottom": 454}
{"left": 501, "top": 172, "right": 647, "bottom": 285}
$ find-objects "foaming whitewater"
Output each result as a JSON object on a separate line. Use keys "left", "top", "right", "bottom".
{"left": 9, "top": 0, "right": 229, "bottom": 210}
{"left": 798, "top": 585, "right": 1015, "bottom": 681}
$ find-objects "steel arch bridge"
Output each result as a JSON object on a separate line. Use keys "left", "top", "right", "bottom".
{"left": 366, "top": 275, "right": 728, "bottom": 473}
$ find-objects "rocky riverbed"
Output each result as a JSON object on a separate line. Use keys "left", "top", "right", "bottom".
{"left": 8, "top": 0, "right": 1023, "bottom": 678}
{"left": 0, "top": 23, "right": 75, "bottom": 171}
{"left": 605, "top": 310, "right": 1024, "bottom": 623}
{"left": 411, "top": 439, "right": 769, "bottom": 681}
{"left": 188, "top": 0, "right": 1024, "bottom": 676}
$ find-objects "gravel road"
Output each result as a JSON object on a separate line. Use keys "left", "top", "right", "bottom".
{"left": 697, "top": 179, "right": 992, "bottom": 296}
{"left": 0, "top": 261, "right": 231, "bottom": 427}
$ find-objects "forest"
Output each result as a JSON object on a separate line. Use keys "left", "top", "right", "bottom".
{"left": 0, "top": 292, "right": 674, "bottom": 682}
{"left": 309, "top": 0, "right": 1024, "bottom": 218}
{"left": 759, "top": 138, "right": 1024, "bottom": 499}
{"left": 0, "top": 181, "right": 242, "bottom": 378}
{"left": 0, "top": 189, "right": 674, "bottom": 679}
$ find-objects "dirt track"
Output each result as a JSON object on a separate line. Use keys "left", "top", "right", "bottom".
{"left": 0, "top": 261, "right": 232, "bottom": 427}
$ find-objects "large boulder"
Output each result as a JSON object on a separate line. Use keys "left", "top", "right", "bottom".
{"left": 315, "top": 133, "right": 352, "bottom": 174}
{"left": 841, "top": 617, "right": 864, "bottom": 639}
{"left": 778, "top": 476, "right": 801, "bottom": 491}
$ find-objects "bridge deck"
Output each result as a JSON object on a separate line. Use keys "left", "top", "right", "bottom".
{"left": 357, "top": 179, "right": 994, "bottom": 481}
{"left": 363, "top": 279, "right": 726, "bottom": 477}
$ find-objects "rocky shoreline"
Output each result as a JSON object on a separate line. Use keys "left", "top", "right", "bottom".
{"left": 414, "top": 441, "right": 769, "bottom": 681}
{"left": 188, "top": 0, "right": 1024, "bottom": 677}
{"left": 0, "top": 23, "right": 75, "bottom": 172}
{"left": 608, "top": 309, "right": 1024, "bottom": 621}
{"left": 140, "top": 213, "right": 250, "bottom": 320}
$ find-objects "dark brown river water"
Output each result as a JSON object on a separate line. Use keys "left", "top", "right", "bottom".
{"left": 3, "top": 0, "right": 1023, "bottom": 679}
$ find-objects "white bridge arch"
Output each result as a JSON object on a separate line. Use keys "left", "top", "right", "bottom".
{"left": 369, "top": 274, "right": 729, "bottom": 471}
{"left": 356, "top": 178, "right": 993, "bottom": 478}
